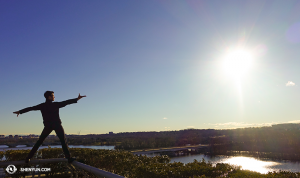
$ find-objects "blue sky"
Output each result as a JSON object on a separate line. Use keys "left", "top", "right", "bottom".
{"left": 1, "top": 0, "right": 300, "bottom": 135}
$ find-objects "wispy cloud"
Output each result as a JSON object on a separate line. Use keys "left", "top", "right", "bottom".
{"left": 206, "top": 120, "right": 300, "bottom": 129}
{"left": 187, "top": 126, "right": 195, "bottom": 128}
{"left": 164, "top": 127, "right": 170, "bottom": 131}
{"left": 163, "top": 117, "right": 168, "bottom": 119}
{"left": 206, "top": 122, "right": 278, "bottom": 129}
{"left": 286, "top": 81, "right": 295, "bottom": 86}
{"left": 287, "top": 120, "right": 300, "bottom": 123}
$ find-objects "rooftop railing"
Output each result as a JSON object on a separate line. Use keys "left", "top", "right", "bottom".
{"left": 0, "top": 158, "right": 124, "bottom": 178}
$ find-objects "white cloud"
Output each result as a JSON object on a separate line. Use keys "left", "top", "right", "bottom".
{"left": 287, "top": 120, "right": 300, "bottom": 123}
{"left": 207, "top": 120, "right": 300, "bottom": 129}
{"left": 187, "top": 126, "right": 195, "bottom": 128}
{"left": 207, "top": 122, "right": 278, "bottom": 129}
{"left": 163, "top": 117, "right": 168, "bottom": 119}
{"left": 286, "top": 81, "right": 295, "bottom": 86}
{"left": 213, "top": 120, "right": 300, "bottom": 128}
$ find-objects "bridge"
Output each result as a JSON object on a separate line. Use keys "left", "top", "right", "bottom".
{"left": 0, "top": 158, "right": 124, "bottom": 178}
{"left": 2, "top": 143, "right": 56, "bottom": 148}
{"left": 131, "top": 144, "right": 209, "bottom": 156}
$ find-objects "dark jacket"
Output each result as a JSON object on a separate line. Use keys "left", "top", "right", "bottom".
{"left": 19, "top": 98, "right": 78, "bottom": 126}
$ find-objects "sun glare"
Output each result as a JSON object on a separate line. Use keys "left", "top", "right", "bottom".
{"left": 223, "top": 157, "right": 279, "bottom": 174}
{"left": 222, "top": 47, "right": 254, "bottom": 81}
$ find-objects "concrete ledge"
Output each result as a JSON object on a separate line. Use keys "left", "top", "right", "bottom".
{"left": 72, "top": 161, "right": 124, "bottom": 178}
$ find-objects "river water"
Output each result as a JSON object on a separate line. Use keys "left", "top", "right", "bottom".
{"left": 170, "top": 154, "right": 300, "bottom": 174}
{"left": 1, "top": 145, "right": 299, "bottom": 174}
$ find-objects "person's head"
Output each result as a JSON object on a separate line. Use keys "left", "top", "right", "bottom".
{"left": 44, "top": 91, "right": 55, "bottom": 101}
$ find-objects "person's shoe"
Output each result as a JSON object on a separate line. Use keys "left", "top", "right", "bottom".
{"left": 25, "top": 158, "right": 30, "bottom": 164}
{"left": 67, "top": 157, "right": 76, "bottom": 163}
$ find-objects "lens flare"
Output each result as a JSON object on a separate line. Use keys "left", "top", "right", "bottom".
{"left": 286, "top": 22, "right": 300, "bottom": 44}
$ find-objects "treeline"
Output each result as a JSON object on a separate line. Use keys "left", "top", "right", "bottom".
{"left": 114, "top": 129, "right": 213, "bottom": 150}
{"left": 114, "top": 126, "right": 300, "bottom": 161}
{"left": 66, "top": 137, "right": 117, "bottom": 146}
{"left": 0, "top": 138, "right": 39, "bottom": 145}
{"left": 0, "top": 136, "right": 117, "bottom": 146}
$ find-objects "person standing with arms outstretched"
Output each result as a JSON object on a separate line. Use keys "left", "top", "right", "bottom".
{"left": 13, "top": 91, "right": 86, "bottom": 163}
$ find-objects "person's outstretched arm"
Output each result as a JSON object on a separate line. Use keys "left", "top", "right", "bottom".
{"left": 13, "top": 104, "right": 42, "bottom": 117}
{"left": 57, "top": 93, "right": 86, "bottom": 108}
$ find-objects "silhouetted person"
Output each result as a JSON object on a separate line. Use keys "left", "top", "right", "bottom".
{"left": 13, "top": 91, "right": 86, "bottom": 163}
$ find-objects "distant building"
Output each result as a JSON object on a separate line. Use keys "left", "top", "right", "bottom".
{"left": 14, "top": 135, "right": 19, "bottom": 139}
{"left": 0, "top": 135, "right": 5, "bottom": 138}
{"left": 8, "top": 135, "right": 13, "bottom": 139}
{"left": 28, "top": 134, "right": 39, "bottom": 138}
{"left": 109, "top": 132, "right": 113, "bottom": 135}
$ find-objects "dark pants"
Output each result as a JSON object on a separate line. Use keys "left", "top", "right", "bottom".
{"left": 26, "top": 123, "right": 71, "bottom": 159}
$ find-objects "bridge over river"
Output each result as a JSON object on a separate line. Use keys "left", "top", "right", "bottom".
{"left": 1, "top": 142, "right": 56, "bottom": 148}
{"left": 131, "top": 144, "right": 209, "bottom": 156}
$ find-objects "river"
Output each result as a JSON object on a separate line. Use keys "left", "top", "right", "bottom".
{"left": 1, "top": 145, "right": 299, "bottom": 174}
{"left": 170, "top": 154, "right": 300, "bottom": 174}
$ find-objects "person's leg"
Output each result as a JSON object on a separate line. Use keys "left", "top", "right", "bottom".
{"left": 26, "top": 126, "right": 53, "bottom": 159}
{"left": 54, "top": 124, "right": 71, "bottom": 158}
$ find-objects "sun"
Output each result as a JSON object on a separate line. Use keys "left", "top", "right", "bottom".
{"left": 221, "top": 47, "right": 254, "bottom": 81}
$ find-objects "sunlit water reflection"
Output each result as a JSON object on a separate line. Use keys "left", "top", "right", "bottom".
{"left": 170, "top": 154, "right": 300, "bottom": 174}
{"left": 221, "top": 157, "right": 278, "bottom": 174}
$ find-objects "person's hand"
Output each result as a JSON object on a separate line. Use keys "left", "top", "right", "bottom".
{"left": 77, "top": 93, "right": 86, "bottom": 101}
{"left": 13, "top": 111, "right": 20, "bottom": 117}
